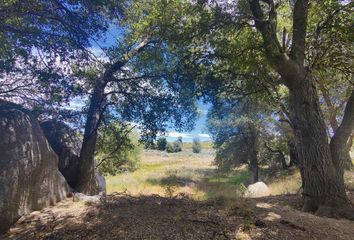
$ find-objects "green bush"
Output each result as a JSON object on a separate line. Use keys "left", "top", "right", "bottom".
{"left": 96, "top": 122, "right": 142, "bottom": 175}
{"left": 144, "top": 140, "right": 156, "bottom": 149}
{"left": 166, "top": 140, "right": 183, "bottom": 153}
{"left": 192, "top": 137, "right": 202, "bottom": 153}
{"left": 157, "top": 137, "right": 167, "bottom": 151}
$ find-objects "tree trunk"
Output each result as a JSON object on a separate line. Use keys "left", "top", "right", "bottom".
{"left": 248, "top": 125, "right": 259, "bottom": 183}
{"left": 287, "top": 139, "right": 299, "bottom": 167}
{"left": 76, "top": 79, "right": 107, "bottom": 195}
{"left": 249, "top": 143, "right": 259, "bottom": 183}
{"left": 288, "top": 80, "right": 352, "bottom": 218}
{"left": 318, "top": 80, "right": 353, "bottom": 170}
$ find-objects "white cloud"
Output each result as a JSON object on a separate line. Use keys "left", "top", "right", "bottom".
{"left": 198, "top": 133, "right": 211, "bottom": 138}
{"left": 167, "top": 131, "right": 193, "bottom": 139}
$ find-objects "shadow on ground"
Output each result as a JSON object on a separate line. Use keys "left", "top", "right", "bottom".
{"left": 3, "top": 193, "right": 354, "bottom": 240}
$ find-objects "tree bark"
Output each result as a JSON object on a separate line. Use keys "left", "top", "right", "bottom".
{"left": 248, "top": 124, "right": 259, "bottom": 183}
{"left": 76, "top": 79, "right": 107, "bottom": 195}
{"left": 288, "top": 80, "right": 352, "bottom": 218}
{"left": 318, "top": 80, "right": 353, "bottom": 169}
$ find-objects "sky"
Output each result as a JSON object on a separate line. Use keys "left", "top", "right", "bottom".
{"left": 163, "top": 101, "right": 212, "bottom": 142}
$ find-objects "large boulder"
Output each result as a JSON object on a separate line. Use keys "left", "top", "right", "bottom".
{"left": 40, "top": 120, "right": 81, "bottom": 188}
{"left": 0, "top": 101, "right": 71, "bottom": 234}
{"left": 40, "top": 120, "right": 106, "bottom": 193}
{"left": 245, "top": 182, "right": 271, "bottom": 198}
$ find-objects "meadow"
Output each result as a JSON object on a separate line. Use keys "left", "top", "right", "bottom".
{"left": 105, "top": 147, "right": 304, "bottom": 201}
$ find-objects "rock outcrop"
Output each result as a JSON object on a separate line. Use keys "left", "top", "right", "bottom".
{"left": 40, "top": 120, "right": 106, "bottom": 193}
{"left": 40, "top": 120, "right": 81, "bottom": 188}
{"left": 245, "top": 182, "right": 271, "bottom": 198}
{"left": 0, "top": 101, "right": 70, "bottom": 234}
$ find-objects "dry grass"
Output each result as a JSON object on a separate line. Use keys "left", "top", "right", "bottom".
{"left": 268, "top": 171, "right": 302, "bottom": 195}
{"left": 106, "top": 149, "right": 248, "bottom": 201}
{"left": 107, "top": 150, "right": 353, "bottom": 200}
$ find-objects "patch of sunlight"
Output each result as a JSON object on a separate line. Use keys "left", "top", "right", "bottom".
{"left": 256, "top": 202, "right": 273, "bottom": 209}
{"left": 264, "top": 212, "right": 282, "bottom": 221}
{"left": 268, "top": 170, "right": 302, "bottom": 195}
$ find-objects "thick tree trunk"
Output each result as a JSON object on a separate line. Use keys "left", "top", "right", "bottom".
{"left": 288, "top": 80, "right": 352, "bottom": 218}
{"left": 76, "top": 79, "right": 107, "bottom": 195}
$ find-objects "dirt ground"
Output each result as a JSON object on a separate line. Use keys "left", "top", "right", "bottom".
{"left": 2, "top": 193, "right": 354, "bottom": 240}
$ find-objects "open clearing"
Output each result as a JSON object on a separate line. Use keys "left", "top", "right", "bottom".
{"left": 3, "top": 149, "right": 354, "bottom": 240}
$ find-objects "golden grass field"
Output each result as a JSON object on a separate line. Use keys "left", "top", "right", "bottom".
{"left": 105, "top": 148, "right": 308, "bottom": 201}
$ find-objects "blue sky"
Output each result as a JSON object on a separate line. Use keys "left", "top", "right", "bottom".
{"left": 163, "top": 101, "right": 212, "bottom": 142}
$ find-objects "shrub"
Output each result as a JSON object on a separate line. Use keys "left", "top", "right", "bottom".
{"left": 166, "top": 140, "right": 183, "bottom": 153}
{"left": 192, "top": 137, "right": 202, "bottom": 153}
{"left": 157, "top": 137, "right": 167, "bottom": 151}
{"left": 144, "top": 140, "right": 156, "bottom": 150}
{"left": 96, "top": 122, "right": 142, "bottom": 175}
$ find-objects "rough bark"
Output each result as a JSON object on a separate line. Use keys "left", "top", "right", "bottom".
{"left": 288, "top": 80, "right": 352, "bottom": 217}
{"left": 330, "top": 90, "right": 354, "bottom": 175}
{"left": 76, "top": 79, "right": 107, "bottom": 195}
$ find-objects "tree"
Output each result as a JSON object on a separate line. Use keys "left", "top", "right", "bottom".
{"left": 247, "top": 0, "right": 354, "bottom": 217}
{"left": 75, "top": 18, "right": 197, "bottom": 194}
{"left": 207, "top": 96, "right": 273, "bottom": 183}
{"left": 0, "top": 0, "right": 118, "bottom": 107}
{"left": 136, "top": 0, "right": 353, "bottom": 218}
{"left": 157, "top": 137, "right": 167, "bottom": 151}
{"left": 192, "top": 137, "right": 202, "bottom": 153}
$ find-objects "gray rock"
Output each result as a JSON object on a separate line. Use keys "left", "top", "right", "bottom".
{"left": 0, "top": 101, "right": 71, "bottom": 234}
{"left": 245, "top": 181, "right": 271, "bottom": 198}
{"left": 72, "top": 192, "right": 103, "bottom": 204}
{"left": 40, "top": 120, "right": 81, "bottom": 188}
{"left": 40, "top": 120, "right": 106, "bottom": 193}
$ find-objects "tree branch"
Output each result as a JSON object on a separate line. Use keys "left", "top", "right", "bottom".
{"left": 289, "top": 0, "right": 309, "bottom": 64}
{"left": 330, "top": 89, "right": 354, "bottom": 169}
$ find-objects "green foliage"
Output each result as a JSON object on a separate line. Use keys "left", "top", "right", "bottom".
{"left": 144, "top": 140, "right": 156, "bottom": 150}
{"left": 192, "top": 137, "right": 202, "bottom": 153}
{"left": 166, "top": 140, "right": 183, "bottom": 153}
{"left": 96, "top": 122, "right": 142, "bottom": 176}
{"left": 157, "top": 137, "right": 167, "bottom": 151}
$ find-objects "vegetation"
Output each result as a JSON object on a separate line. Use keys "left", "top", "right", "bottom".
{"left": 166, "top": 140, "right": 183, "bottom": 153}
{"left": 96, "top": 122, "right": 142, "bottom": 176}
{"left": 1, "top": 0, "right": 354, "bottom": 230}
{"left": 156, "top": 138, "right": 167, "bottom": 151}
{"left": 192, "top": 138, "right": 202, "bottom": 154}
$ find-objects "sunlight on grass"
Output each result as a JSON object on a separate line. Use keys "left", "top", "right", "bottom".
{"left": 106, "top": 149, "right": 248, "bottom": 201}
{"left": 106, "top": 149, "right": 352, "bottom": 201}
{"left": 268, "top": 171, "right": 302, "bottom": 195}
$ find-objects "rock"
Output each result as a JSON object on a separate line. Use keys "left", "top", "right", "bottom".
{"left": 72, "top": 193, "right": 102, "bottom": 204}
{"left": 40, "top": 120, "right": 81, "bottom": 188}
{"left": 40, "top": 120, "right": 106, "bottom": 193}
{"left": 95, "top": 170, "right": 106, "bottom": 193}
{"left": 245, "top": 182, "right": 271, "bottom": 198}
{"left": 0, "top": 101, "right": 71, "bottom": 234}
